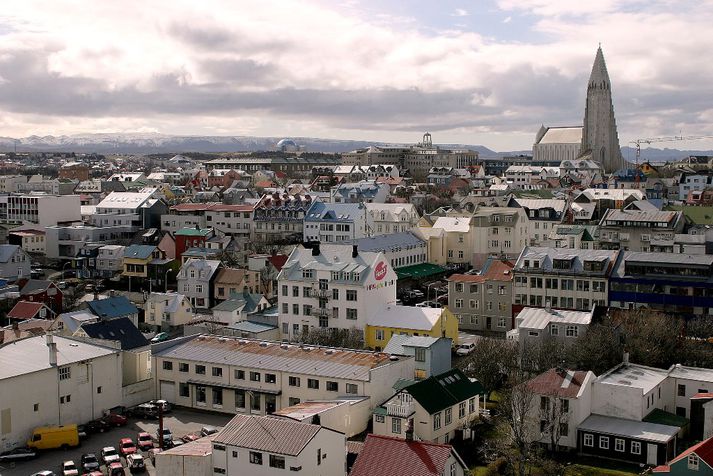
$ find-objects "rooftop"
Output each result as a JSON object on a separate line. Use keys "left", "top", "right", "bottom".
{"left": 516, "top": 307, "right": 593, "bottom": 330}
{"left": 526, "top": 368, "right": 592, "bottom": 399}
{"left": 537, "top": 126, "right": 582, "bottom": 145}
{"left": 597, "top": 362, "right": 669, "bottom": 394}
{"left": 80, "top": 317, "right": 149, "bottom": 350}
{"left": 404, "top": 368, "right": 485, "bottom": 414}
{"left": 432, "top": 216, "right": 470, "bottom": 232}
{"left": 383, "top": 335, "right": 441, "bottom": 355}
{"left": 578, "top": 414, "right": 678, "bottom": 444}
{"left": 367, "top": 305, "right": 442, "bottom": 331}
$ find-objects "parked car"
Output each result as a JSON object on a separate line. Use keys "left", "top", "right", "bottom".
{"left": 100, "top": 447, "right": 120, "bottom": 466}
{"left": 57, "top": 281, "right": 68, "bottom": 289}
{"left": 456, "top": 342, "right": 476, "bottom": 356}
{"left": 107, "top": 462, "right": 126, "bottom": 476}
{"left": 108, "top": 405, "right": 128, "bottom": 416}
{"left": 126, "top": 453, "right": 145, "bottom": 473}
{"left": 86, "top": 419, "right": 111, "bottom": 434}
{"left": 0, "top": 446, "right": 37, "bottom": 461}
{"left": 130, "top": 403, "right": 158, "bottom": 419}
{"left": 415, "top": 300, "right": 442, "bottom": 308}
{"left": 200, "top": 426, "right": 218, "bottom": 437}
{"left": 118, "top": 438, "right": 137, "bottom": 457}
{"left": 31, "top": 471, "right": 56, "bottom": 476}
{"left": 150, "top": 332, "right": 169, "bottom": 343}
{"left": 180, "top": 433, "right": 199, "bottom": 443}
{"left": 77, "top": 425, "right": 88, "bottom": 440}
{"left": 156, "top": 428, "right": 172, "bottom": 446}
{"left": 80, "top": 453, "right": 100, "bottom": 473}
{"left": 136, "top": 432, "right": 153, "bottom": 451}
{"left": 60, "top": 460, "right": 79, "bottom": 476}
{"left": 151, "top": 399, "right": 171, "bottom": 413}
{"left": 104, "top": 413, "right": 128, "bottom": 427}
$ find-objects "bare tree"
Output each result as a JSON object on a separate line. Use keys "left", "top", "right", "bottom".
{"left": 300, "top": 327, "right": 364, "bottom": 349}
{"left": 537, "top": 391, "right": 569, "bottom": 452}
{"left": 497, "top": 368, "right": 540, "bottom": 476}
{"left": 457, "top": 337, "right": 519, "bottom": 400}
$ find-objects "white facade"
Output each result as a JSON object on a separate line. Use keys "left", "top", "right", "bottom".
{"left": 0, "top": 335, "right": 122, "bottom": 450}
{"left": 0, "top": 195, "right": 81, "bottom": 227}
{"left": 365, "top": 203, "right": 419, "bottom": 236}
{"left": 96, "top": 245, "right": 125, "bottom": 276}
{"left": 0, "top": 175, "right": 28, "bottom": 193}
{"left": 145, "top": 292, "right": 194, "bottom": 329}
{"left": 277, "top": 245, "right": 397, "bottom": 341}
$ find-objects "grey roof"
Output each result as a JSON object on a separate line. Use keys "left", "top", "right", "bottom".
{"left": 154, "top": 335, "right": 399, "bottom": 382}
{"left": 355, "top": 232, "right": 425, "bottom": 254}
{"left": 58, "top": 310, "right": 98, "bottom": 334}
{"left": 515, "top": 247, "right": 618, "bottom": 276}
{"left": 214, "top": 414, "right": 324, "bottom": 455}
{"left": 279, "top": 244, "right": 384, "bottom": 285}
{"left": 601, "top": 209, "right": 680, "bottom": 224}
{"left": 383, "top": 334, "right": 439, "bottom": 355}
{"left": 578, "top": 414, "right": 679, "bottom": 444}
{"left": 123, "top": 245, "right": 156, "bottom": 259}
{"left": 0, "top": 244, "right": 22, "bottom": 263}
{"left": 225, "top": 321, "right": 277, "bottom": 334}
{"left": 20, "top": 279, "right": 56, "bottom": 295}
{"left": 0, "top": 335, "right": 118, "bottom": 380}
{"left": 513, "top": 198, "right": 566, "bottom": 213}
{"left": 621, "top": 251, "right": 713, "bottom": 266}
{"left": 304, "top": 200, "right": 365, "bottom": 221}
{"left": 517, "top": 307, "right": 593, "bottom": 331}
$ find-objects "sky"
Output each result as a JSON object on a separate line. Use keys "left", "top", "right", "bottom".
{"left": 1, "top": 0, "right": 713, "bottom": 151}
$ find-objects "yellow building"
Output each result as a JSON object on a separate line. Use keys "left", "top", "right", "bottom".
{"left": 365, "top": 305, "right": 459, "bottom": 350}
{"left": 122, "top": 244, "right": 164, "bottom": 279}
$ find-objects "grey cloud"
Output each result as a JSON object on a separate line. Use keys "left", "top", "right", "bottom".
{"left": 167, "top": 23, "right": 290, "bottom": 54}
{"left": 199, "top": 59, "right": 279, "bottom": 83}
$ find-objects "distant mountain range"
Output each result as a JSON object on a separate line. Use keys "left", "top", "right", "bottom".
{"left": 0, "top": 133, "right": 709, "bottom": 162}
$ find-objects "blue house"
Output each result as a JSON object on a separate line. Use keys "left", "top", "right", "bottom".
{"left": 383, "top": 335, "right": 452, "bottom": 379}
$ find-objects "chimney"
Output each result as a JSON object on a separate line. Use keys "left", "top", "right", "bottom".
{"left": 47, "top": 334, "right": 57, "bottom": 367}
{"left": 352, "top": 244, "right": 358, "bottom": 258}
{"left": 405, "top": 418, "right": 414, "bottom": 441}
{"left": 545, "top": 299, "right": 552, "bottom": 312}
{"left": 195, "top": 224, "right": 200, "bottom": 230}
{"left": 623, "top": 350, "right": 629, "bottom": 366}
{"left": 11, "top": 320, "right": 19, "bottom": 331}
{"left": 311, "top": 243, "right": 320, "bottom": 256}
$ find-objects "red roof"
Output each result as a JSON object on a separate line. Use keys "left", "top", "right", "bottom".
{"left": 482, "top": 259, "right": 514, "bottom": 282}
{"left": 665, "top": 436, "right": 713, "bottom": 470}
{"left": 170, "top": 202, "right": 254, "bottom": 213}
{"left": 267, "top": 254, "right": 288, "bottom": 271}
{"left": 350, "top": 435, "right": 459, "bottom": 476}
{"left": 526, "top": 368, "right": 591, "bottom": 399}
{"left": 692, "top": 393, "right": 713, "bottom": 400}
{"left": 7, "top": 301, "right": 48, "bottom": 320}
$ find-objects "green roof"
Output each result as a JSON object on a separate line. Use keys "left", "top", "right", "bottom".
{"left": 512, "top": 189, "right": 555, "bottom": 199}
{"left": 395, "top": 263, "right": 447, "bottom": 280}
{"left": 404, "top": 368, "right": 485, "bottom": 414}
{"left": 393, "top": 378, "right": 416, "bottom": 392}
{"left": 373, "top": 406, "right": 388, "bottom": 416}
{"left": 175, "top": 227, "right": 212, "bottom": 236}
{"left": 643, "top": 408, "right": 689, "bottom": 428}
{"left": 665, "top": 205, "right": 713, "bottom": 225}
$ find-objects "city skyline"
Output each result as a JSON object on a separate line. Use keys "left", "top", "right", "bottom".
{"left": 1, "top": 0, "right": 713, "bottom": 151}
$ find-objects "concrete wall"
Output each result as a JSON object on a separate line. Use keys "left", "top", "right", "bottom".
{"left": 156, "top": 451, "right": 212, "bottom": 476}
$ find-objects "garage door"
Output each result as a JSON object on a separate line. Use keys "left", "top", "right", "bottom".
{"left": 159, "top": 381, "right": 176, "bottom": 403}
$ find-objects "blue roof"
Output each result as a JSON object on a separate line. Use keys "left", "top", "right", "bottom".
{"left": 87, "top": 296, "right": 138, "bottom": 320}
{"left": 304, "top": 201, "right": 365, "bottom": 221}
{"left": 123, "top": 245, "right": 156, "bottom": 260}
{"left": 225, "top": 320, "right": 277, "bottom": 333}
{"left": 0, "top": 244, "right": 22, "bottom": 263}
{"left": 355, "top": 231, "right": 425, "bottom": 253}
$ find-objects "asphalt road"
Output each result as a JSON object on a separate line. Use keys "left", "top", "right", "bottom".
{"left": 0, "top": 408, "right": 233, "bottom": 476}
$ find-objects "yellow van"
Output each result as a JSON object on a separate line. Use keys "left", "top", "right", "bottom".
{"left": 27, "top": 424, "right": 79, "bottom": 450}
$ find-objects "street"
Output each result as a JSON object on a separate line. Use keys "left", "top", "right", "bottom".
{"left": 0, "top": 408, "right": 233, "bottom": 476}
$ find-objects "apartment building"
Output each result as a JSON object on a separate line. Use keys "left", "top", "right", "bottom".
{"left": 92, "top": 189, "right": 166, "bottom": 231}
{"left": 447, "top": 258, "right": 515, "bottom": 336}
{"left": 277, "top": 244, "right": 397, "bottom": 341}
{"left": 8, "top": 229, "right": 46, "bottom": 254}
{"left": 152, "top": 335, "right": 414, "bottom": 418}
{"left": 509, "top": 198, "right": 566, "bottom": 246}
{"left": 303, "top": 201, "right": 368, "bottom": 243}
{"left": 96, "top": 245, "right": 125, "bottom": 277}
{"left": 0, "top": 175, "right": 27, "bottom": 193}
{"left": 161, "top": 202, "right": 253, "bottom": 237}
{"left": 513, "top": 247, "right": 618, "bottom": 311}
{"left": 177, "top": 259, "right": 222, "bottom": 309}
{"left": 355, "top": 232, "right": 428, "bottom": 270}
{"left": 365, "top": 203, "right": 420, "bottom": 236}
{"left": 471, "top": 206, "right": 530, "bottom": 260}
{"left": 598, "top": 209, "right": 685, "bottom": 252}
{"left": 508, "top": 307, "right": 594, "bottom": 349}
{"left": 0, "top": 194, "right": 81, "bottom": 226}
{"left": 331, "top": 181, "right": 389, "bottom": 204}
{"left": 253, "top": 193, "right": 313, "bottom": 244}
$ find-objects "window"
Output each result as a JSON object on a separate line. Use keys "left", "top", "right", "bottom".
{"left": 560, "top": 399, "right": 569, "bottom": 413}
{"left": 281, "top": 303, "right": 288, "bottom": 314}
{"left": 445, "top": 407, "right": 452, "bottom": 425}
{"left": 392, "top": 417, "right": 402, "bottom": 434}
{"left": 251, "top": 393, "right": 261, "bottom": 411}
{"left": 59, "top": 366, "right": 71, "bottom": 380}
{"left": 212, "top": 367, "right": 223, "bottom": 377}
{"left": 250, "top": 372, "right": 261, "bottom": 382}
{"left": 689, "top": 454, "right": 700, "bottom": 470}
{"left": 469, "top": 398, "right": 476, "bottom": 414}
{"left": 583, "top": 434, "right": 594, "bottom": 447}
{"left": 196, "top": 386, "right": 206, "bottom": 403}
{"left": 599, "top": 436, "right": 609, "bottom": 449}
{"left": 163, "top": 361, "right": 173, "bottom": 371}
{"left": 346, "top": 308, "right": 357, "bottom": 320}
{"left": 289, "top": 376, "right": 301, "bottom": 387}
{"left": 560, "top": 423, "right": 569, "bottom": 437}
{"left": 179, "top": 383, "right": 189, "bottom": 397}
{"left": 456, "top": 283, "right": 464, "bottom": 292}
{"left": 434, "top": 412, "right": 442, "bottom": 430}
{"left": 550, "top": 324, "right": 559, "bottom": 336}
{"left": 346, "top": 290, "right": 357, "bottom": 301}
{"left": 292, "top": 286, "right": 299, "bottom": 297}
{"left": 33, "top": 403, "right": 39, "bottom": 411}
{"left": 678, "top": 384, "right": 686, "bottom": 396}
{"left": 415, "top": 348, "right": 426, "bottom": 362}
{"left": 213, "top": 388, "right": 223, "bottom": 406}
{"left": 249, "top": 451, "right": 263, "bottom": 465}
{"left": 195, "top": 365, "right": 206, "bottom": 375}
{"left": 195, "top": 284, "right": 203, "bottom": 294}
{"left": 375, "top": 415, "right": 385, "bottom": 423}
{"left": 346, "top": 383, "right": 358, "bottom": 394}
{"left": 265, "top": 373, "right": 276, "bottom": 384}
{"left": 308, "top": 379, "right": 320, "bottom": 389}
{"left": 179, "top": 362, "right": 189, "bottom": 372}
{"left": 566, "top": 325, "right": 578, "bottom": 337}
{"left": 326, "top": 381, "right": 338, "bottom": 392}
{"left": 302, "top": 286, "right": 311, "bottom": 298}
{"left": 235, "top": 390, "right": 245, "bottom": 408}
{"left": 450, "top": 462, "right": 457, "bottom": 476}
{"left": 214, "top": 468, "right": 226, "bottom": 474}
{"left": 214, "top": 444, "right": 226, "bottom": 451}
{"left": 631, "top": 441, "right": 641, "bottom": 455}
{"left": 269, "top": 455, "right": 286, "bottom": 469}
{"left": 459, "top": 402, "right": 466, "bottom": 418}
{"left": 235, "top": 369, "right": 245, "bottom": 380}
{"left": 375, "top": 329, "right": 384, "bottom": 341}
{"left": 615, "top": 438, "right": 624, "bottom": 452}
{"left": 292, "top": 304, "right": 299, "bottom": 315}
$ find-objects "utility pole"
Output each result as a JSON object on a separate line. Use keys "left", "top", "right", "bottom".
{"left": 158, "top": 404, "right": 164, "bottom": 450}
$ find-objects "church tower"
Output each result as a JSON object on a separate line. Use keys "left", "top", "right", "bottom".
{"left": 581, "top": 46, "right": 623, "bottom": 173}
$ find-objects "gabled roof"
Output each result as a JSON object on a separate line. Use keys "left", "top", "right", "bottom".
{"left": 657, "top": 436, "right": 713, "bottom": 472}
{"left": 58, "top": 310, "right": 98, "bottom": 334}
{"left": 213, "top": 414, "right": 325, "bottom": 456}
{"left": 7, "top": 301, "right": 51, "bottom": 320}
{"left": 87, "top": 296, "right": 138, "bottom": 320}
{"left": 526, "top": 368, "right": 592, "bottom": 399}
{"left": 81, "top": 317, "right": 149, "bottom": 350}
{"left": 404, "top": 368, "right": 485, "bottom": 414}
{"left": 383, "top": 335, "right": 441, "bottom": 355}
{"left": 20, "top": 279, "right": 58, "bottom": 295}
{"left": 350, "top": 434, "right": 464, "bottom": 476}
{"left": 0, "top": 244, "right": 23, "bottom": 263}
{"left": 123, "top": 245, "right": 157, "bottom": 260}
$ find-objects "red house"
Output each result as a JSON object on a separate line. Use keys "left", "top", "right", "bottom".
{"left": 174, "top": 227, "right": 214, "bottom": 261}
{"left": 20, "top": 279, "right": 64, "bottom": 313}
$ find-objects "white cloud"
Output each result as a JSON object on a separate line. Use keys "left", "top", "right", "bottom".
{"left": 452, "top": 8, "right": 470, "bottom": 17}
{"left": 503, "top": 16, "right": 512, "bottom": 23}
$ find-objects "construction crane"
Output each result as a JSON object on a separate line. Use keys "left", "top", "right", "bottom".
{"left": 629, "top": 135, "right": 713, "bottom": 168}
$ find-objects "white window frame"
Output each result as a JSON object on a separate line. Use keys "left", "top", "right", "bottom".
{"left": 615, "top": 438, "right": 625, "bottom": 452}
{"left": 631, "top": 441, "right": 641, "bottom": 455}
{"left": 584, "top": 434, "right": 594, "bottom": 447}
{"left": 599, "top": 436, "right": 609, "bottom": 450}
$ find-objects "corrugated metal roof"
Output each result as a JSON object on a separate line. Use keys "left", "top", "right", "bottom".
{"left": 367, "top": 305, "right": 441, "bottom": 331}
{"left": 602, "top": 209, "right": 679, "bottom": 224}
{"left": 154, "top": 335, "right": 398, "bottom": 381}
{"left": 578, "top": 414, "right": 678, "bottom": 444}
{"left": 516, "top": 307, "right": 593, "bottom": 330}
{"left": 213, "top": 414, "right": 321, "bottom": 456}
{"left": 514, "top": 198, "right": 566, "bottom": 213}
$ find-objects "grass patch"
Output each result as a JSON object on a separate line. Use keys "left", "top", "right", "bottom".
{"left": 470, "top": 466, "right": 490, "bottom": 476}
{"left": 564, "top": 464, "right": 638, "bottom": 476}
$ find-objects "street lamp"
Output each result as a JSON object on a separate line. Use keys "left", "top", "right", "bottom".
{"left": 164, "top": 268, "right": 174, "bottom": 293}
{"left": 62, "top": 261, "right": 72, "bottom": 279}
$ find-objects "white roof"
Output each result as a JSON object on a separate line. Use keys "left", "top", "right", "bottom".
{"left": 668, "top": 365, "right": 713, "bottom": 384}
{"left": 0, "top": 335, "right": 118, "bottom": 380}
{"left": 516, "top": 307, "right": 593, "bottom": 331}
{"left": 514, "top": 198, "right": 566, "bottom": 213}
{"left": 581, "top": 188, "right": 645, "bottom": 201}
{"left": 538, "top": 127, "right": 582, "bottom": 144}
{"left": 597, "top": 363, "right": 669, "bottom": 394}
{"left": 432, "top": 216, "right": 470, "bottom": 233}
{"left": 97, "top": 190, "right": 156, "bottom": 210}
{"left": 368, "top": 305, "right": 441, "bottom": 331}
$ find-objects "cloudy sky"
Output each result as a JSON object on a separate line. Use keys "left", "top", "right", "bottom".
{"left": 1, "top": 0, "right": 713, "bottom": 152}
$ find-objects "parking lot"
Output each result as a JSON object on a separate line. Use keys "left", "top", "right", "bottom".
{"left": 0, "top": 408, "right": 233, "bottom": 476}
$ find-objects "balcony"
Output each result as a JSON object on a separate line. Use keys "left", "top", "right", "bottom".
{"left": 311, "top": 307, "right": 330, "bottom": 318}
{"left": 311, "top": 288, "right": 330, "bottom": 299}
{"left": 385, "top": 401, "right": 414, "bottom": 418}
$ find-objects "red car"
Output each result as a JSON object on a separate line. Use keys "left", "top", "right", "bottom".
{"left": 108, "top": 462, "right": 126, "bottom": 476}
{"left": 104, "top": 413, "right": 128, "bottom": 427}
{"left": 136, "top": 432, "right": 153, "bottom": 451}
{"left": 180, "top": 433, "right": 199, "bottom": 443}
{"left": 118, "top": 438, "right": 137, "bottom": 457}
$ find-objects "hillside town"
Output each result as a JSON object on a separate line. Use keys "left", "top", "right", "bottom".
{"left": 1, "top": 48, "right": 713, "bottom": 476}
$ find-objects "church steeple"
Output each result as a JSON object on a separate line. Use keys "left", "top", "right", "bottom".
{"left": 588, "top": 46, "right": 611, "bottom": 90}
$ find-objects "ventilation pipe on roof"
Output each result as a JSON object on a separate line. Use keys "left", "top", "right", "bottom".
{"left": 312, "top": 243, "right": 320, "bottom": 256}
{"left": 623, "top": 350, "right": 629, "bottom": 366}
{"left": 47, "top": 333, "right": 57, "bottom": 367}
